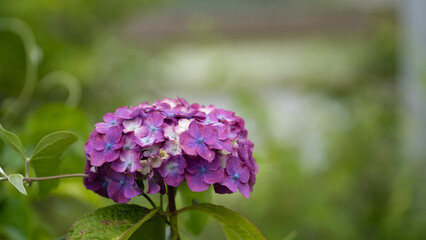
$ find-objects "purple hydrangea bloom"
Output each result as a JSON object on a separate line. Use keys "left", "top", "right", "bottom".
{"left": 147, "top": 171, "right": 166, "bottom": 194}
{"left": 123, "top": 117, "right": 143, "bottom": 133}
{"left": 213, "top": 109, "right": 238, "bottom": 123}
{"left": 185, "top": 155, "right": 223, "bottom": 192}
{"left": 135, "top": 112, "right": 164, "bottom": 147}
{"left": 84, "top": 97, "right": 258, "bottom": 203}
{"left": 91, "top": 127, "right": 124, "bottom": 166}
{"left": 114, "top": 106, "right": 140, "bottom": 120}
{"left": 83, "top": 163, "right": 111, "bottom": 198}
{"left": 121, "top": 134, "right": 140, "bottom": 152}
{"left": 158, "top": 155, "right": 187, "bottom": 187}
{"left": 111, "top": 150, "right": 141, "bottom": 173}
{"left": 95, "top": 113, "right": 122, "bottom": 133}
{"left": 180, "top": 121, "right": 218, "bottom": 161}
{"left": 107, "top": 171, "right": 141, "bottom": 203}
{"left": 222, "top": 156, "right": 251, "bottom": 199}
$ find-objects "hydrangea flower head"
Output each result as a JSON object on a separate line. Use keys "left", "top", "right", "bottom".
{"left": 84, "top": 97, "right": 258, "bottom": 203}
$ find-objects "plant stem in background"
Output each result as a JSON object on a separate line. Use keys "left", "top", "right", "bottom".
{"left": 0, "top": 173, "right": 88, "bottom": 183}
{"left": 0, "top": 18, "right": 38, "bottom": 124}
{"left": 167, "top": 185, "right": 180, "bottom": 240}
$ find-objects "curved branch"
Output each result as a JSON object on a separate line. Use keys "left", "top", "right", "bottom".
{"left": 0, "top": 173, "right": 88, "bottom": 183}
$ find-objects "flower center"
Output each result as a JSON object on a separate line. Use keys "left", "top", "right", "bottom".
{"left": 106, "top": 144, "right": 112, "bottom": 150}
{"left": 120, "top": 179, "right": 125, "bottom": 185}
{"left": 200, "top": 167, "right": 206, "bottom": 173}
{"left": 150, "top": 126, "right": 157, "bottom": 132}
{"left": 197, "top": 137, "right": 204, "bottom": 144}
{"left": 233, "top": 173, "right": 239, "bottom": 180}
{"left": 167, "top": 162, "right": 178, "bottom": 172}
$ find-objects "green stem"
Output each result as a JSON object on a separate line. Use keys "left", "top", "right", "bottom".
{"left": 25, "top": 158, "right": 30, "bottom": 178}
{"left": 141, "top": 192, "right": 157, "bottom": 209}
{"left": 167, "top": 186, "right": 180, "bottom": 240}
{"left": 0, "top": 173, "right": 88, "bottom": 183}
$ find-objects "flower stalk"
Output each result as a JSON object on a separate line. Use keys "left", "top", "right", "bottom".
{"left": 167, "top": 185, "right": 180, "bottom": 240}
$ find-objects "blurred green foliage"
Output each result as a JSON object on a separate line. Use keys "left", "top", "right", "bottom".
{"left": 0, "top": 1, "right": 425, "bottom": 240}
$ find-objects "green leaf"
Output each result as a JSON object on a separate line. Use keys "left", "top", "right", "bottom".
{"left": 0, "top": 123, "right": 27, "bottom": 161}
{"left": 30, "top": 131, "right": 78, "bottom": 195}
{"left": 117, "top": 207, "right": 159, "bottom": 240}
{"left": 66, "top": 204, "right": 163, "bottom": 240}
{"left": 128, "top": 213, "right": 164, "bottom": 240}
{"left": 179, "top": 203, "right": 265, "bottom": 240}
{"left": 31, "top": 131, "right": 78, "bottom": 160}
{"left": 7, "top": 174, "right": 27, "bottom": 195}
{"left": 178, "top": 182, "right": 211, "bottom": 236}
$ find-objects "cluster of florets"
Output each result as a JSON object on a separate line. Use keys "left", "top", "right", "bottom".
{"left": 83, "top": 97, "right": 258, "bottom": 203}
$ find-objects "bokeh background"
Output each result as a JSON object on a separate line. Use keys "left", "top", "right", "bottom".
{"left": 1, "top": 0, "right": 426, "bottom": 239}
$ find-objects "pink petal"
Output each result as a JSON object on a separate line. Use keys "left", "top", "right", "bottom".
{"left": 222, "top": 176, "right": 238, "bottom": 193}
{"left": 105, "top": 126, "right": 122, "bottom": 144}
{"left": 204, "top": 169, "right": 224, "bottom": 184}
{"left": 164, "top": 172, "right": 184, "bottom": 187}
{"left": 207, "top": 155, "right": 221, "bottom": 170}
{"left": 104, "top": 150, "right": 119, "bottom": 162}
{"left": 115, "top": 107, "right": 132, "bottom": 119}
{"left": 196, "top": 144, "right": 215, "bottom": 162}
{"left": 134, "top": 126, "right": 148, "bottom": 138}
{"left": 180, "top": 131, "right": 197, "bottom": 156}
{"left": 238, "top": 165, "right": 250, "bottom": 183}
{"left": 238, "top": 182, "right": 251, "bottom": 199}
{"left": 123, "top": 117, "right": 142, "bottom": 133}
{"left": 185, "top": 159, "right": 203, "bottom": 174}
{"left": 93, "top": 135, "right": 106, "bottom": 151}
{"left": 103, "top": 113, "right": 115, "bottom": 122}
{"left": 95, "top": 123, "right": 109, "bottom": 134}
{"left": 111, "top": 160, "right": 128, "bottom": 172}
{"left": 106, "top": 181, "right": 122, "bottom": 201}
{"left": 90, "top": 150, "right": 106, "bottom": 166}
{"left": 225, "top": 157, "right": 240, "bottom": 175}
{"left": 135, "top": 135, "right": 155, "bottom": 148}
{"left": 187, "top": 121, "right": 200, "bottom": 138}
{"left": 186, "top": 172, "right": 210, "bottom": 192}
{"left": 124, "top": 185, "right": 141, "bottom": 198}
{"left": 200, "top": 125, "right": 217, "bottom": 145}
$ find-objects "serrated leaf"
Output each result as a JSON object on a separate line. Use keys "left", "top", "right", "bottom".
{"left": 179, "top": 203, "right": 265, "bottom": 240}
{"left": 178, "top": 182, "right": 211, "bottom": 236}
{"left": 7, "top": 174, "right": 27, "bottom": 195}
{"left": 0, "top": 123, "right": 27, "bottom": 161}
{"left": 30, "top": 131, "right": 78, "bottom": 195}
{"left": 66, "top": 204, "right": 163, "bottom": 240}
